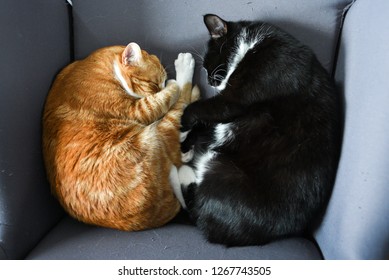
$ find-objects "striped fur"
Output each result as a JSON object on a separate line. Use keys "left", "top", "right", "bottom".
{"left": 42, "top": 43, "right": 198, "bottom": 231}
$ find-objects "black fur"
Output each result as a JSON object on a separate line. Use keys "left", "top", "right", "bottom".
{"left": 180, "top": 14, "right": 342, "bottom": 246}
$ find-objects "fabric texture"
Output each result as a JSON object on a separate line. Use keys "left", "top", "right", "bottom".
{"left": 315, "top": 0, "right": 389, "bottom": 259}
{"left": 72, "top": 0, "right": 350, "bottom": 97}
{"left": 6, "top": 0, "right": 387, "bottom": 260}
{"left": 27, "top": 216, "right": 322, "bottom": 260}
{"left": 0, "top": 0, "right": 70, "bottom": 259}
{"left": 27, "top": 0, "right": 350, "bottom": 260}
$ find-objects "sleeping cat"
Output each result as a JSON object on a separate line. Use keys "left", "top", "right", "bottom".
{"left": 174, "top": 15, "right": 342, "bottom": 246}
{"left": 42, "top": 42, "right": 199, "bottom": 231}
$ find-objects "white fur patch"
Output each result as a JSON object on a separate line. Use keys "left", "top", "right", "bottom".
{"left": 113, "top": 61, "right": 142, "bottom": 99}
{"left": 175, "top": 53, "right": 195, "bottom": 89}
{"left": 187, "top": 124, "right": 233, "bottom": 184}
{"left": 169, "top": 165, "right": 187, "bottom": 209}
{"left": 178, "top": 165, "right": 197, "bottom": 187}
{"left": 181, "top": 148, "right": 194, "bottom": 163}
{"left": 216, "top": 29, "right": 263, "bottom": 91}
{"left": 212, "top": 123, "right": 234, "bottom": 148}
{"left": 194, "top": 150, "right": 216, "bottom": 184}
{"left": 180, "top": 130, "right": 190, "bottom": 143}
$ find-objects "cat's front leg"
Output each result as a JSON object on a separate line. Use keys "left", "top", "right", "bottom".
{"left": 181, "top": 96, "right": 245, "bottom": 132}
{"left": 131, "top": 81, "right": 180, "bottom": 125}
{"left": 175, "top": 53, "right": 195, "bottom": 95}
{"left": 174, "top": 53, "right": 197, "bottom": 143}
{"left": 180, "top": 102, "right": 200, "bottom": 132}
{"left": 169, "top": 165, "right": 187, "bottom": 209}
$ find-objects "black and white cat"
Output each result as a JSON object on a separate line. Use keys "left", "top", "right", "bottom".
{"left": 174, "top": 14, "right": 342, "bottom": 246}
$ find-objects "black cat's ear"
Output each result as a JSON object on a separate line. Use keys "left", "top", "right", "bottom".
{"left": 204, "top": 14, "right": 227, "bottom": 39}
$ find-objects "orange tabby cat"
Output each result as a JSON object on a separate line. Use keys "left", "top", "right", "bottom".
{"left": 42, "top": 42, "right": 199, "bottom": 231}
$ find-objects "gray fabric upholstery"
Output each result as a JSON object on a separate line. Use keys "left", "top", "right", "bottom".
{"left": 0, "top": 0, "right": 70, "bottom": 259}
{"left": 26, "top": 216, "right": 322, "bottom": 260}
{"left": 314, "top": 0, "right": 389, "bottom": 259}
{"left": 72, "top": 0, "right": 350, "bottom": 97}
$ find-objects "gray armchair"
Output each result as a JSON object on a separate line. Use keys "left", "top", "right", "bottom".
{"left": 1, "top": 0, "right": 388, "bottom": 260}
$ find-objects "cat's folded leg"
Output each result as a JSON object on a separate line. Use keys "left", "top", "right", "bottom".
{"left": 181, "top": 96, "right": 245, "bottom": 132}
{"left": 180, "top": 123, "right": 203, "bottom": 163}
{"left": 130, "top": 81, "right": 180, "bottom": 125}
{"left": 174, "top": 53, "right": 197, "bottom": 143}
{"left": 156, "top": 53, "right": 198, "bottom": 167}
{"left": 179, "top": 86, "right": 200, "bottom": 144}
{"left": 181, "top": 148, "right": 194, "bottom": 163}
{"left": 174, "top": 53, "right": 200, "bottom": 163}
{"left": 177, "top": 164, "right": 197, "bottom": 204}
{"left": 169, "top": 165, "right": 187, "bottom": 209}
{"left": 175, "top": 53, "right": 195, "bottom": 91}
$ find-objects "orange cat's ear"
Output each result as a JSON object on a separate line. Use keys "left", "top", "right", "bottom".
{"left": 122, "top": 42, "right": 142, "bottom": 66}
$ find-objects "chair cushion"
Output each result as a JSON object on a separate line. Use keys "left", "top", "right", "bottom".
{"left": 27, "top": 216, "right": 322, "bottom": 260}
{"left": 25, "top": 0, "right": 350, "bottom": 260}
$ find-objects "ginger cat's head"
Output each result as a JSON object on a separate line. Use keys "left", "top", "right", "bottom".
{"left": 115, "top": 42, "right": 167, "bottom": 98}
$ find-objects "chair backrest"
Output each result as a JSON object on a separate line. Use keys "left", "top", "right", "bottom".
{"left": 72, "top": 0, "right": 351, "bottom": 97}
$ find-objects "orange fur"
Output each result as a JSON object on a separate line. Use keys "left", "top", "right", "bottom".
{"left": 42, "top": 44, "right": 198, "bottom": 231}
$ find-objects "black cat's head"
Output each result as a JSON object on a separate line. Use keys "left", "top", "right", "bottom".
{"left": 203, "top": 14, "right": 231, "bottom": 89}
{"left": 203, "top": 14, "right": 251, "bottom": 91}
{"left": 203, "top": 14, "right": 322, "bottom": 100}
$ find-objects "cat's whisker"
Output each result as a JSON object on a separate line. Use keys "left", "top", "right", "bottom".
{"left": 212, "top": 74, "right": 224, "bottom": 82}
{"left": 219, "top": 41, "right": 227, "bottom": 54}
{"left": 210, "top": 67, "right": 228, "bottom": 85}
{"left": 210, "top": 64, "right": 226, "bottom": 77}
{"left": 193, "top": 53, "right": 204, "bottom": 64}
{"left": 213, "top": 69, "right": 227, "bottom": 77}
{"left": 189, "top": 46, "right": 205, "bottom": 63}
{"left": 164, "top": 64, "right": 174, "bottom": 72}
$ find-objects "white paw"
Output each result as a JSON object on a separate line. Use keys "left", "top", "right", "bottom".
{"left": 181, "top": 147, "right": 194, "bottom": 163}
{"left": 178, "top": 165, "right": 197, "bottom": 187}
{"left": 180, "top": 130, "right": 190, "bottom": 143}
{"left": 175, "top": 53, "right": 195, "bottom": 88}
{"left": 166, "top": 79, "right": 177, "bottom": 87}
{"left": 169, "top": 165, "right": 187, "bottom": 209}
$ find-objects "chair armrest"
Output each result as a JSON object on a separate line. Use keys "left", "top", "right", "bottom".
{"left": 315, "top": 0, "right": 389, "bottom": 259}
{"left": 0, "top": 0, "right": 71, "bottom": 259}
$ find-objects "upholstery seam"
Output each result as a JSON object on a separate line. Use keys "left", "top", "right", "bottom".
{"left": 66, "top": 0, "right": 75, "bottom": 61}
{"left": 331, "top": 0, "right": 357, "bottom": 77}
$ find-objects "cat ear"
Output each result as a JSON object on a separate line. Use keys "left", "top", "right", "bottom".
{"left": 122, "top": 42, "right": 142, "bottom": 65}
{"left": 203, "top": 14, "right": 228, "bottom": 39}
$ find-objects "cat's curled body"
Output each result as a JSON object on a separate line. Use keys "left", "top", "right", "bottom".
{"left": 43, "top": 43, "right": 198, "bottom": 231}
{"left": 176, "top": 15, "right": 342, "bottom": 246}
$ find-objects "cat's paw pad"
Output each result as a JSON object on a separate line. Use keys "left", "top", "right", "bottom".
{"left": 175, "top": 53, "right": 195, "bottom": 88}
{"left": 181, "top": 147, "right": 194, "bottom": 163}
